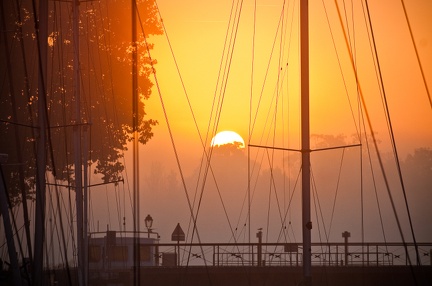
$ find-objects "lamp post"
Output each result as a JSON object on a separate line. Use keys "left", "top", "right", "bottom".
{"left": 145, "top": 214, "right": 153, "bottom": 238}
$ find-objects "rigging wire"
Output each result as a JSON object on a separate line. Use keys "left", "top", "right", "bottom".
{"left": 153, "top": 2, "right": 251, "bottom": 276}
{"left": 333, "top": 1, "right": 418, "bottom": 282}
{"left": 320, "top": 0, "right": 361, "bottom": 137}
{"left": 0, "top": 3, "right": 31, "bottom": 276}
{"left": 11, "top": 0, "right": 37, "bottom": 263}
{"left": 246, "top": 3, "right": 290, "bottom": 239}
{"left": 154, "top": 1, "right": 246, "bottom": 264}
{"left": 192, "top": 2, "right": 245, "bottom": 264}
{"left": 135, "top": 4, "right": 216, "bottom": 284}
{"left": 326, "top": 148, "right": 346, "bottom": 240}
{"left": 248, "top": 0, "right": 257, "bottom": 252}
{"left": 364, "top": 0, "right": 420, "bottom": 267}
{"left": 46, "top": 184, "right": 72, "bottom": 285}
{"left": 400, "top": 0, "right": 432, "bottom": 110}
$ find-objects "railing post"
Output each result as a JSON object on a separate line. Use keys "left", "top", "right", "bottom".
{"left": 376, "top": 245, "right": 379, "bottom": 266}
{"left": 257, "top": 230, "right": 262, "bottom": 266}
{"left": 342, "top": 231, "right": 350, "bottom": 266}
{"left": 367, "top": 244, "right": 369, "bottom": 266}
{"left": 336, "top": 245, "right": 339, "bottom": 266}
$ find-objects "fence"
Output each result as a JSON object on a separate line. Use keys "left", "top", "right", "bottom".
{"left": 148, "top": 242, "right": 431, "bottom": 267}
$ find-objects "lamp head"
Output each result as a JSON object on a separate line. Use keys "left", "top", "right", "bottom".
{"left": 145, "top": 214, "right": 153, "bottom": 229}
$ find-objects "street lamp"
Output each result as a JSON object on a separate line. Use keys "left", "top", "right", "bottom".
{"left": 145, "top": 214, "right": 153, "bottom": 238}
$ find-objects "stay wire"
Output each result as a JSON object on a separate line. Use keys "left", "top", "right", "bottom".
{"left": 11, "top": 0, "right": 37, "bottom": 264}
{"left": 334, "top": 0, "right": 416, "bottom": 281}
{"left": 248, "top": 0, "right": 257, "bottom": 248}
{"left": 400, "top": 0, "right": 432, "bottom": 110}
{"left": 326, "top": 148, "right": 345, "bottom": 241}
{"left": 46, "top": 183, "right": 72, "bottom": 285}
{"left": 188, "top": 1, "right": 250, "bottom": 278}
{"left": 364, "top": 0, "right": 420, "bottom": 267}
{"left": 247, "top": 6, "right": 291, "bottom": 240}
{"left": 321, "top": 0, "right": 360, "bottom": 137}
{"left": 358, "top": 0, "right": 389, "bottom": 247}
{"left": 184, "top": 0, "right": 243, "bottom": 258}
{"left": 154, "top": 1, "right": 241, "bottom": 253}
{"left": 154, "top": 2, "right": 248, "bottom": 273}
{"left": 0, "top": 1, "right": 34, "bottom": 276}
{"left": 198, "top": 0, "right": 244, "bottom": 218}
{"left": 249, "top": 5, "right": 287, "bottom": 136}
{"left": 135, "top": 5, "right": 212, "bottom": 284}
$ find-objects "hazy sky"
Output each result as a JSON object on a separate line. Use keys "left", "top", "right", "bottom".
{"left": 3, "top": 0, "right": 432, "bottom": 271}
{"left": 146, "top": 0, "right": 431, "bottom": 159}
{"left": 89, "top": 0, "right": 432, "bottom": 247}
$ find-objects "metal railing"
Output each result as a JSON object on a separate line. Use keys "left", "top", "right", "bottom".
{"left": 147, "top": 242, "right": 432, "bottom": 267}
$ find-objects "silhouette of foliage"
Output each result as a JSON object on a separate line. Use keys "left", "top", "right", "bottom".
{"left": 212, "top": 142, "right": 245, "bottom": 157}
{"left": 0, "top": 0, "right": 162, "bottom": 206}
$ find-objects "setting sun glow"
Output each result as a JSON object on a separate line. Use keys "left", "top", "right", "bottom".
{"left": 210, "top": 131, "right": 245, "bottom": 148}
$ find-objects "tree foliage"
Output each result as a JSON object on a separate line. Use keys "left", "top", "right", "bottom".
{"left": 0, "top": 0, "right": 162, "bottom": 206}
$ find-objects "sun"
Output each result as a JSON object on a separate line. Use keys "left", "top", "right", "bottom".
{"left": 210, "top": 131, "right": 245, "bottom": 148}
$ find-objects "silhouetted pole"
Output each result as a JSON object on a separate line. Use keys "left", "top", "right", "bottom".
{"left": 72, "top": 0, "right": 84, "bottom": 284}
{"left": 300, "top": 0, "right": 312, "bottom": 285}
{"left": 34, "top": 0, "right": 48, "bottom": 284}
{"left": 132, "top": 0, "right": 140, "bottom": 285}
{"left": 0, "top": 156, "right": 22, "bottom": 285}
{"left": 257, "top": 230, "right": 263, "bottom": 266}
{"left": 172, "top": 223, "right": 185, "bottom": 267}
{"left": 342, "top": 231, "right": 350, "bottom": 266}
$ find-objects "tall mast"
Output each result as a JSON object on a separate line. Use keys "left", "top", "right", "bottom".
{"left": 72, "top": 0, "right": 85, "bottom": 285}
{"left": 132, "top": 0, "right": 140, "bottom": 285}
{"left": 34, "top": 0, "right": 48, "bottom": 284}
{"left": 300, "top": 0, "right": 312, "bottom": 285}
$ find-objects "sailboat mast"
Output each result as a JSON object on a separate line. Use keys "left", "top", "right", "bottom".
{"left": 72, "top": 0, "right": 85, "bottom": 284}
{"left": 300, "top": 0, "right": 312, "bottom": 285}
{"left": 132, "top": 0, "right": 141, "bottom": 285}
{"left": 34, "top": 0, "right": 48, "bottom": 284}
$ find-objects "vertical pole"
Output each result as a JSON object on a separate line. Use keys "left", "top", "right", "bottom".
{"left": 73, "top": 0, "right": 84, "bottom": 285}
{"left": 83, "top": 125, "right": 89, "bottom": 285}
{"left": 376, "top": 245, "right": 379, "bottom": 266}
{"left": 0, "top": 164, "right": 22, "bottom": 285}
{"left": 177, "top": 241, "right": 180, "bottom": 267}
{"left": 367, "top": 244, "right": 369, "bottom": 266}
{"left": 336, "top": 246, "right": 339, "bottom": 266}
{"left": 34, "top": 0, "right": 48, "bottom": 284}
{"left": 257, "top": 230, "right": 262, "bottom": 266}
{"left": 300, "top": 0, "right": 311, "bottom": 285}
{"left": 342, "top": 231, "right": 350, "bottom": 266}
{"left": 132, "top": 1, "right": 140, "bottom": 285}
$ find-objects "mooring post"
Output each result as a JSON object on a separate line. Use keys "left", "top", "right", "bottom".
{"left": 257, "top": 230, "right": 263, "bottom": 266}
{"left": 342, "top": 231, "right": 350, "bottom": 266}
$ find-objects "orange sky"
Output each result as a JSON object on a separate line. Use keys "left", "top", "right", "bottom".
{"left": 87, "top": 0, "right": 432, "bottom": 244}
{"left": 132, "top": 0, "right": 431, "bottom": 241}
{"left": 6, "top": 0, "right": 432, "bottom": 268}
{"left": 141, "top": 0, "right": 431, "bottom": 170}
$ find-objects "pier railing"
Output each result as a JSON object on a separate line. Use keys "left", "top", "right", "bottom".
{"left": 148, "top": 242, "right": 432, "bottom": 267}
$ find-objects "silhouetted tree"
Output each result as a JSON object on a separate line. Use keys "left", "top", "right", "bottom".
{"left": 402, "top": 148, "right": 432, "bottom": 194}
{"left": 0, "top": 0, "right": 162, "bottom": 206}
